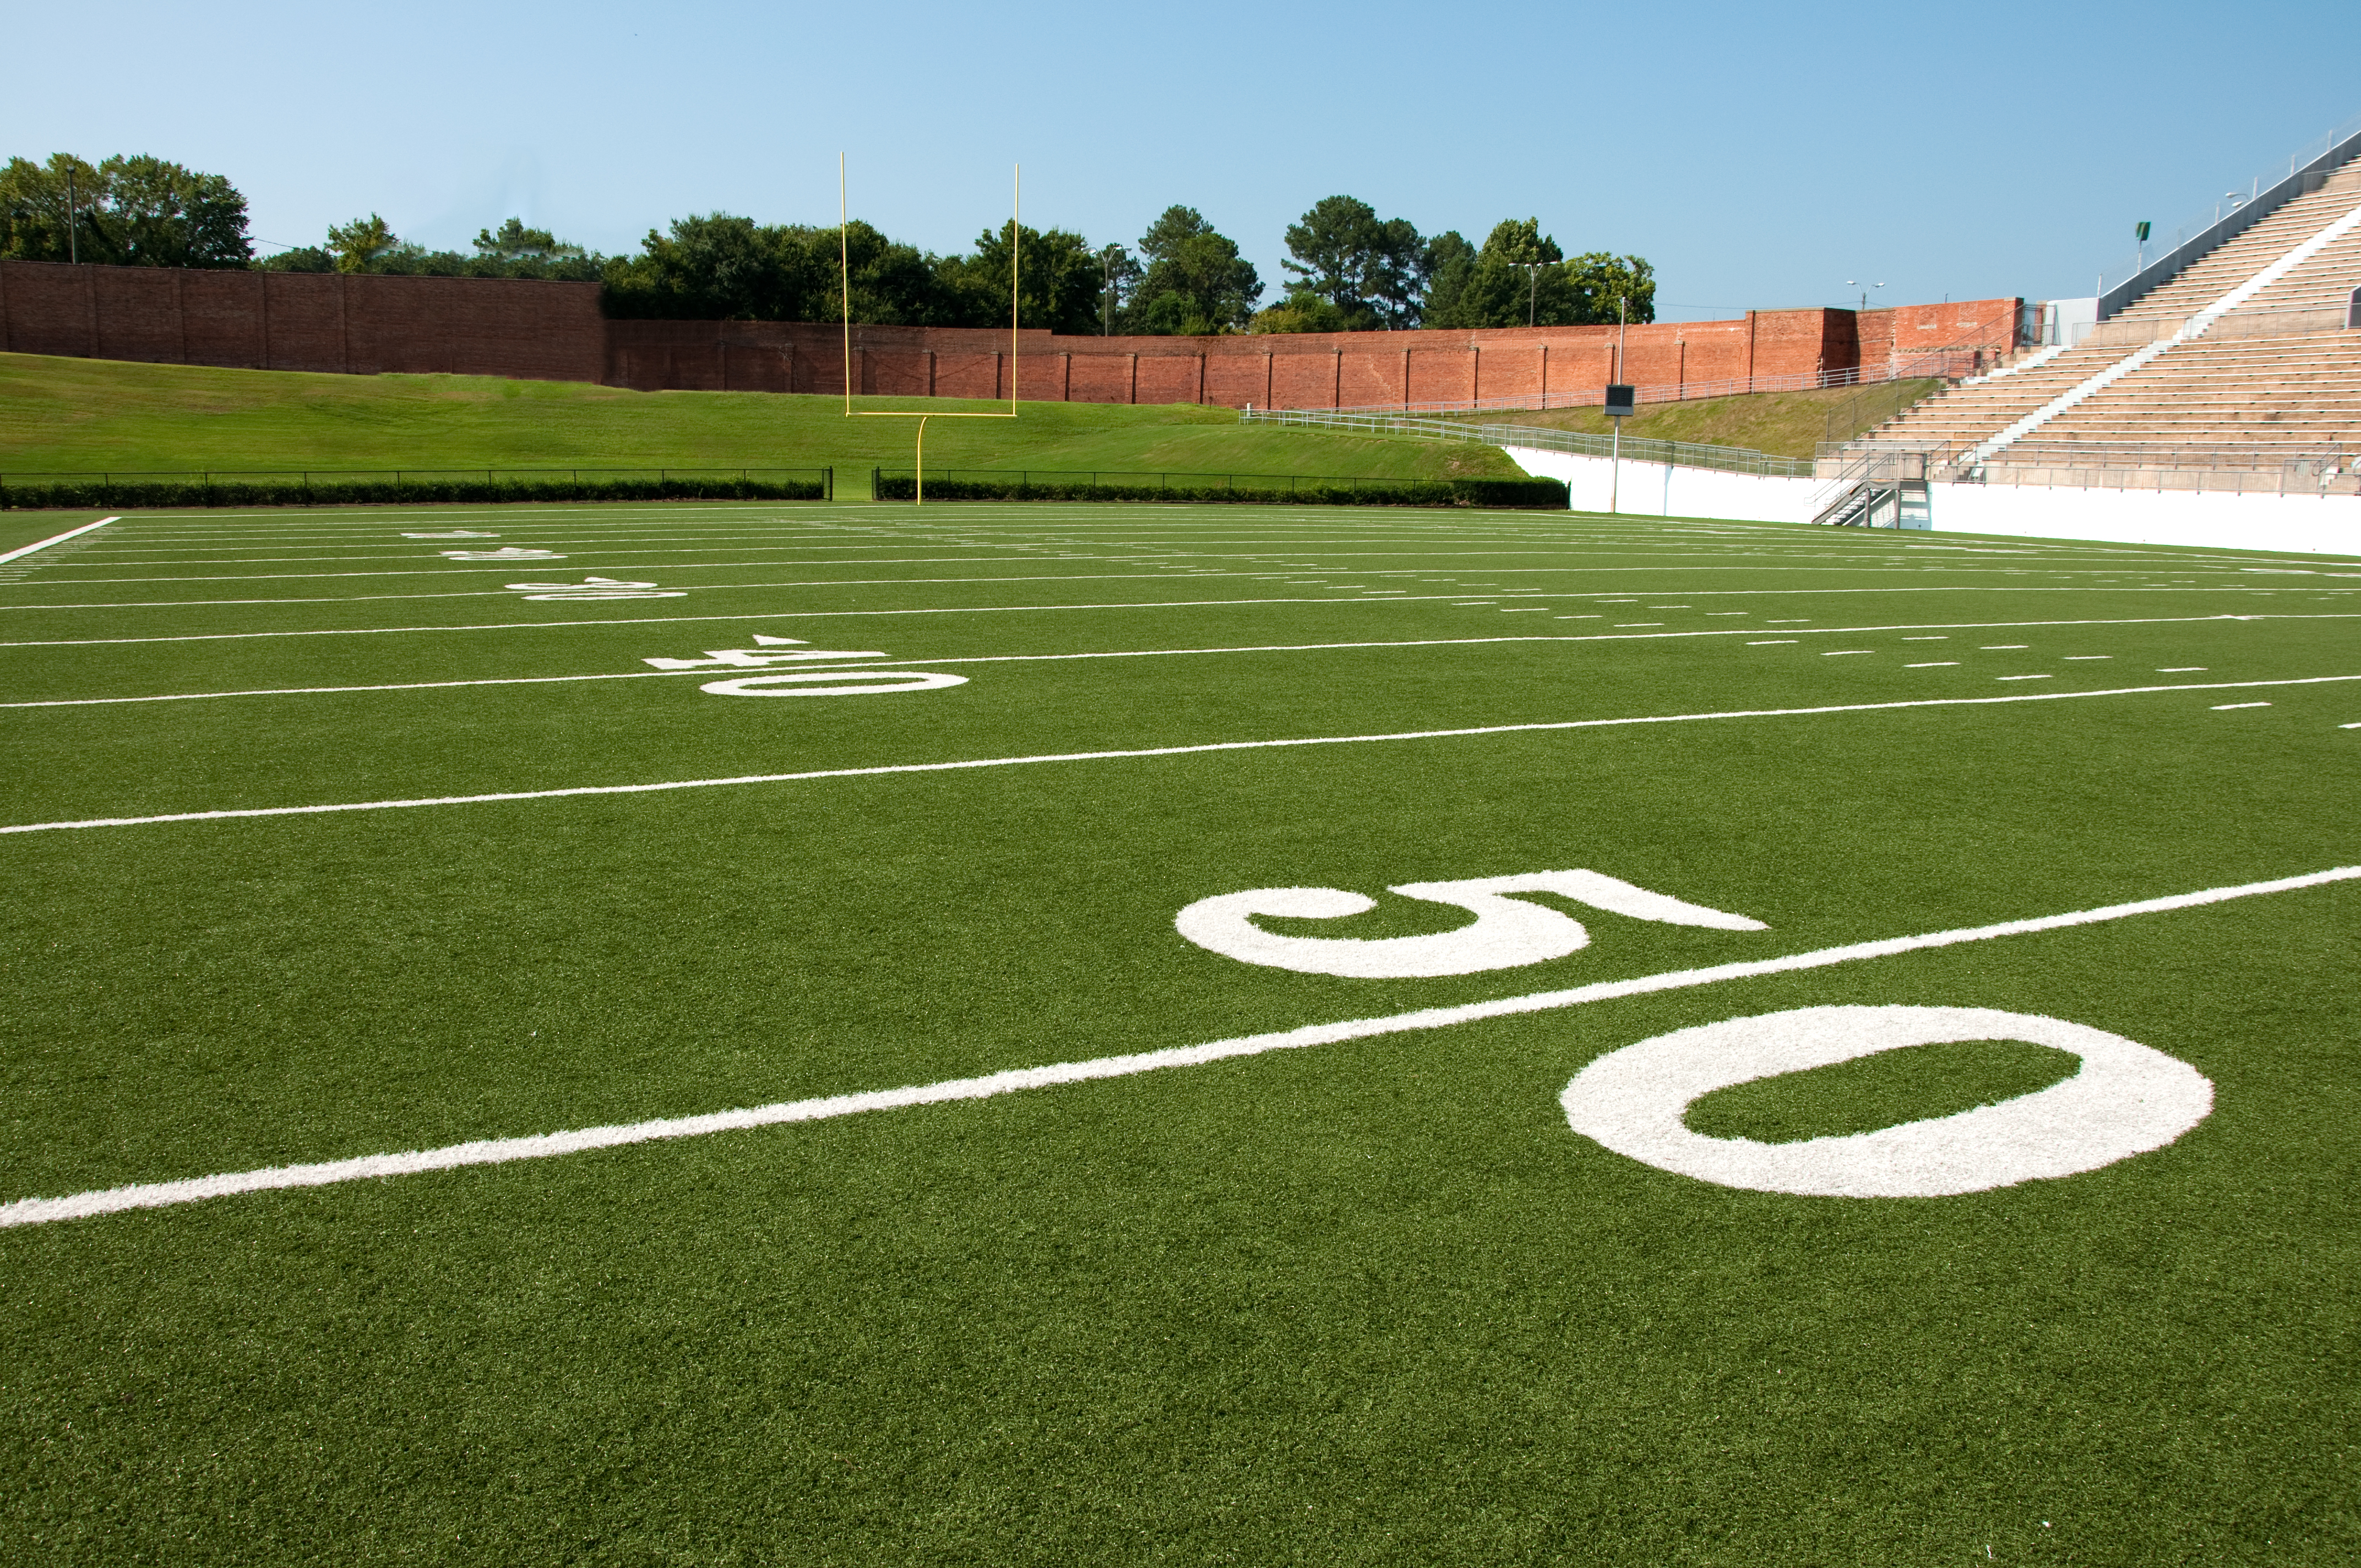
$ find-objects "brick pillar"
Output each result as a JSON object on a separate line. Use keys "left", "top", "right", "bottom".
{"left": 718, "top": 341, "right": 729, "bottom": 392}
{"left": 1331, "top": 349, "right": 1341, "bottom": 408}
{"left": 1263, "top": 353, "right": 1272, "bottom": 408}
{"left": 175, "top": 270, "right": 188, "bottom": 363}
{"left": 337, "top": 274, "right": 350, "bottom": 372}
{"left": 1128, "top": 352, "right": 1138, "bottom": 404}
{"left": 1196, "top": 352, "right": 1206, "bottom": 404}
{"left": 1062, "top": 352, "right": 1071, "bottom": 400}
{"left": 925, "top": 349, "right": 936, "bottom": 396}
{"left": 1538, "top": 343, "right": 1548, "bottom": 409}
{"left": 83, "top": 264, "right": 99, "bottom": 358}
{"left": 1402, "top": 346, "right": 1411, "bottom": 410}
{"left": 257, "top": 271, "right": 270, "bottom": 370}
{"left": 1743, "top": 311, "right": 1756, "bottom": 395}
{"left": 1468, "top": 344, "right": 1479, "bottom": 402}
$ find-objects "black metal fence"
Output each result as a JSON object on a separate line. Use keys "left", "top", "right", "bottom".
{"left": 870, "top": 467, "right": 1568, "bottom": 509}
{"left": 0, "top": 466, "right": 835, "bottom": 510}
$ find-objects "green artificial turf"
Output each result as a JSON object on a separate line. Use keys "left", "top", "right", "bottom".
{"left": 0, "top": 352, "right": 1517, "bottom": 487}
{"left": 1, "top": 499, "right": 2356, "bottom": 1564}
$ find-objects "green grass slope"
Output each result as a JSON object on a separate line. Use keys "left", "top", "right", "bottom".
{"left": 0, "top": 352, "right": 1519, "bottom": 485}
{"left": 1437, "top": 380, "right": 1943, "bottom": 458}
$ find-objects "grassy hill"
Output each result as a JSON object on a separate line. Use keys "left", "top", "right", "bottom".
{"left": 0, "top": 353, "right": 1520, "bottom": 492}
{"left": 1433, "top": 380, "right": 1944, "bottom": 458}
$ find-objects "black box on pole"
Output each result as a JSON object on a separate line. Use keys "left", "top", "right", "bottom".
{"left": 1604, "top": 384, "right": 1636, "bottom": 418}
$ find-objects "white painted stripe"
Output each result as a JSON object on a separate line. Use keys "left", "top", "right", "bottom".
{"left": 0, "top": 667, "right": 729, "bottom": 707}
{"left": 6, "top": 863, "right": 2351, "bottom": 1229}
{"left": 4, "top": 674, "right": 2353, "bottom": 835}
{"left": 8, "top": 620, "right": 2327, "bottom": 709}
{"left": 0, "top": 518, "right": 117, "bottom": 565}
{"left": 0, "top": 605, "right": 2330, "bottom": 652}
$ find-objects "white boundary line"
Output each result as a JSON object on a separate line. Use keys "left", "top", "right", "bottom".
{"left": 4, "top": 579, "right": 2314, "bottom": 616}
{"left": 0, "top": 617, "right": 2344, "bottom": 710}
{"left": 5, "top": 675, "right": 2354, "bottom": 834}
{"left": 0, "top": 605, "right": 2337, "bottom": 654}
{"left": 0, "top": 518, "right": 117, "bottom": 565}
{"left": 6, "top": 863, "right": 2351, "bottom": 1229}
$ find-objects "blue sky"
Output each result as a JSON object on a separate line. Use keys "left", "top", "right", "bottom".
{"left": 7, "top": 0, "right": 2354, "bottom": 320}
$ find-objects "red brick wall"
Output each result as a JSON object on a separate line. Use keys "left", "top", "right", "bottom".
{"left": 0, "top": 260, "right": 608, "bottom": 384}
{"left": 0, "top": 259, "right": 2018, "bottom": 412}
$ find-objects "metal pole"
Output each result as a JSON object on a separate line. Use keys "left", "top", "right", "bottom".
{"left": 1609, "top": 420, "right": 1620, "bottom": 515}
{"left": 840, "top": 154, "right": 851, "bottom": 416}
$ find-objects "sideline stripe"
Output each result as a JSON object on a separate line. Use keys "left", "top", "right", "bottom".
{"left": 4, "top": 675, "right": 2354, "bottom": 834}
{"left": 0, "top": 518, "right": 116, "bottom": 565}
{"left": 5, "top": 863, "right": 2351, "bottom": 1229}
{"left": 1, "top": 578, "right": 2310, "bottom": 616}
{"left": 1, "top": 618, "right": 2345, "bottom": 710}
{"left": 0, "top": 606, "right": 2336, "bottom": 654}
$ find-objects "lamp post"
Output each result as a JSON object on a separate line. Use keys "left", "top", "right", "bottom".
{"left": 1845, "top": 278, "right": 1886, "bottom": 314}
{"left": 1604, "top": 297, "right": 1633, "bottom": 515}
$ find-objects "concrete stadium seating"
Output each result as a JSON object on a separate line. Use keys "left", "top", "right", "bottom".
{"left": 1842, "top": 157, "right": 2361, "bottom": 498}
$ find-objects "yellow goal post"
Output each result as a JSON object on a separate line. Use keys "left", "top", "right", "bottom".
{"left": 841, "top": 154, "right": 1018, "bottom": 504}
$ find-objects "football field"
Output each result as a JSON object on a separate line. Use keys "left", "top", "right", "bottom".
{"left": 2, "top": 500, "right": 2357, "bottom": 1564}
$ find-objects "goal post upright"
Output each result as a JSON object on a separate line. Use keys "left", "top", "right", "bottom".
{"left": 842, "top": 155, "right": 1019, "bottom": 504}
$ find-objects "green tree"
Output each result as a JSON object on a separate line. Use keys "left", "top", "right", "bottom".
{"left": 474, "top": 217, "right": 585, "bottom": 262}
{"left": 1429, "top": 218, "right": 1653, "bottom": 328}
{"left": 1280, "top": 195, "right": 1424, "bottom": 329}
{"left": 1095, "top": 243, "right": 1143, "bottom": 335}
{"left": 0, "top": 153, "right": 251, "bottom": 267}
{"left": 1248, "top": 298, "right": 1350, "bottom": 334}
{"left": 326, "top": 214, "right": 398, "bottom": 274}
{"left": 938, "top": 221, "right": 1107, "bottom": 333}
{"left": 1127, "top": 206, "right": 1260, "bottom": 335}
{"left": 1417, "top": 231, "right": 1477, "bottom": 328}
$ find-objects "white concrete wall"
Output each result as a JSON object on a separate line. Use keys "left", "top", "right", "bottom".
{"left": 1929, "top": 481, "right": 2361, "bottom": 555}
{"left": 1502, "top": 446, "right": 1821, "bottom": 524}
{"left": 1502, "top": 445, "right": 2361, "bottom": 557}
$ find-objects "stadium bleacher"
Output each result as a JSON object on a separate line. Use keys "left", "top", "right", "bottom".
{"left": 1835, "top": 145, "right": 2361, "bottom": 503}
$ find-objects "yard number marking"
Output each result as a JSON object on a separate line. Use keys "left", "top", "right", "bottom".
{"left": 643, "top": 633, "right": 969, "bottom": 697}
{"left": 701, "top": 671, "right": 969, "bottom": 696}
{"left": 1176, "top": 869, "right": 1764, "bottom": 978}
{"left": 642, "top": 633, "right": 889, "bottom": 669}
{"left": 1562, "top": 1005, "right": 2212, "bottom": 1197}
{"left": 403, "top": 531, "right": 498, "bottom": 538}
{"left": 443, "top": 547, "right": 564, "bottom": 560}
{"left": 509, "top": 577, "right": 684, "bottom": 601}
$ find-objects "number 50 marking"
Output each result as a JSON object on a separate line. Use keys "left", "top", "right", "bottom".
{"left": 1174, "top": 869, "right": 1765, "bottom": 978}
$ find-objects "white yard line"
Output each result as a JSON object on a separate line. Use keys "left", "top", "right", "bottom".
{"left": 4, "top": 862, "right": 2351, "bottom": 1229}
{"left": 1, "top": 609, "right": 2342, "bottom": 655}
{"left": 0, "top": 579, "right": 2306, "bottom": 616}
{"left": 0, "top": 518, "right": 118, "bottom": 565}
{"left": 4, "top": 620, "right": 2347, "bottom": 709}
{"left": 3, "top": 676, "right": 2352, "bottom": 834}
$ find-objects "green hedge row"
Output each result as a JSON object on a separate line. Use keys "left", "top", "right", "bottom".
{"left": 872, "top": 475, "right": 1569, "bottom": 508}
{"left": 0, "top": 474, "right": 831, "bottom": 511}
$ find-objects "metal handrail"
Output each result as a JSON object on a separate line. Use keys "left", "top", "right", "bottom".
{"left": 1239, "top": 407, "right": 1813, "bottom": 478}
{"left": 2099, "top": 112, "right": 2361, "bottom": 314}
